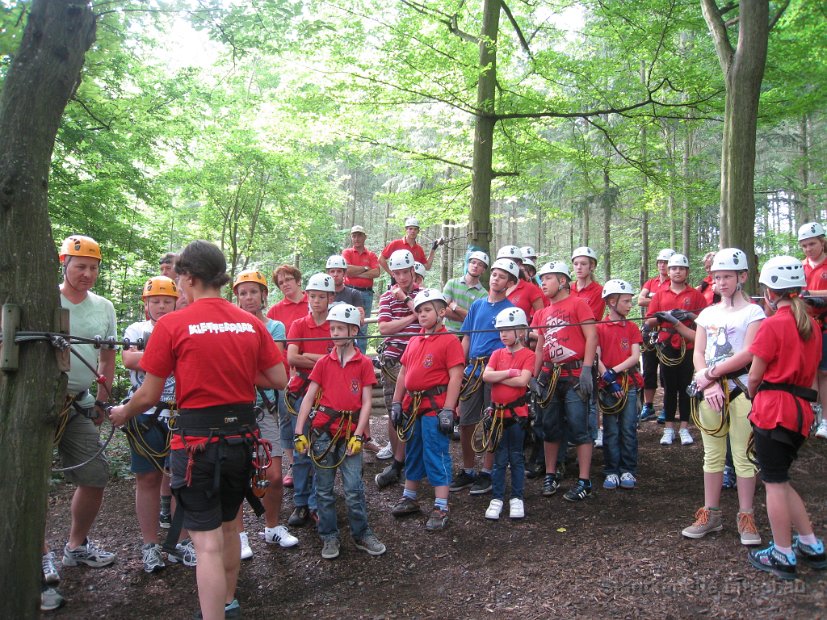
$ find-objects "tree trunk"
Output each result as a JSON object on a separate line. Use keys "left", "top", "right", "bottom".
{"left": 0, "top": 2, "right": 96, "bottom": 616}
{"left": 797, "top": 113, "right": 810, "bottom": 224}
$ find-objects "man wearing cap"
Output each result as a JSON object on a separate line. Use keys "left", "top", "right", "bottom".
{"left": 378, "top": 217, "right": 439, "bottom": 276}
{"left": 343, "top": 227, "right": 380, "bottom": 352}
{"left": 443, "top": 251, "right": 489, "bottom": 333}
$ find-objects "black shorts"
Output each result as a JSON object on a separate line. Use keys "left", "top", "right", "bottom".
{"left": 753, "top": 426, "right": 805, "bottom": 484}
{"left": 642, "top": 348, "right": 660, "bottom": 390}
{"left": 170, "top": 441, "right": 252, "bottom": 532}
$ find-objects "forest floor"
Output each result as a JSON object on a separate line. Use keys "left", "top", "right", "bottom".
{"left": 44, "top": 409, "right": 827, "bottom": 619}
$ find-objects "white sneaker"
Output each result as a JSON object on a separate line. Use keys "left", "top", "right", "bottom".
{"left": 376, "top": 442, "right": 394, "bottom": 460}
{"left": 239, "top": 532, "right": 253, "bottom": 560}
{"left": 594, "top": 427, "right": 603, "bottom": 448}
{"left": 816, "top": 420, "right": 827, "bottom": 439}
{"left": 509, "top": 498, "right": 525, "bottom": 520}
{"left": 679, "top": 428, "right": 694, "bottom": 445}
{"left": 660, "top": 428, "right": 675, "bottom": 445}
{"left": 263, "top": 525, "right": 299, "bottom": 548}
{"left": 42, "top": 551, "right": 60, "bottom": 585}
{"left": 485, "top": 499, "right": 503, "bottom": 520}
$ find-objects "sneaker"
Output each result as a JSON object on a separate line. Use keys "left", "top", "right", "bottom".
{"left": 792, "top": 536, "right": 827, "bottom": 569}
{"left": 639, "top": 403, "right": 656, "bottom": 422}
{"left": 603, "top": 474, "right": 620, "bottom": 490}
{"left": 748, "top": 543, "right": 797, "bottom": 580}
{"left": 283, "top": 464, "right": 294, "bottom": 488}
{"left": 660, "top": 428, "right": 675, "bottom": 445}
{"left": 391, "top": 497, "right": 421, "bottom": 517}
{"left": 425, "top": 508, "right": 449, "bottom": 531}
{"left": 469, "top": 472, "right": 493, "bottom": 495}
{"left": 525, "top": 462, "right": 543, "bottom": 479}
{"left": 62, "top": 539, "right": 116, "bottom": 568}
{"left": 375, "top": 464, "right": 401, "bottom": 489}
{"left": 722, "top": 465, "right": 737, "bottom": 489}
{"left": 449, "top": 470, "right": 476, "bottom": 492}
{"left": 194, "top": 599, "right": 241, "bottom": 620}
{"left": 141, "top": 542, "right": 166, "bottom": 573}
{"left": 239, "top": 532, "right": 253, "bottom": 560}
{"left": 159, "top": 511, "right": 172, "bottom": 529}
{"left": 737, "top": 512, "right": 762, "bottom": 546}
{"left": 485, "top": 499, "right": 503, "bottom": 520}
{"left": 620, "top": 472, "right": 637, "bottom": 489}
{"left": 263, "top": 525, "right": 299, "bottom": 548}
{"left": 321, "top": 538, "right": 340, "bottom": 560}
{"left": 42, "top": 551, "right": 60, "bottom": 585}
{"left": 542, "top": 473, "right": 560, "bottom": 497}
{"left": 509, "top": 498, "right": 525, "bottom": 520}
{"left": 563, "top": 479, "right": 593, "bottom": 502}
{"left": 288, "top": 505, "right": 311, "bottom": 527}
{"left": 679, "top": 428, "right": 694, "bottom": 445}
{"left": 815, "top": 420, "right": 827, "bottom": 439}
{"left": 354, "top": 533, "right": 386, "bottom": 556}
{"left": 594, "top": 427, "right": 603, "bottom": 448}
{"left": 376, "top": 442, "right": 394, "bottom": 460}
{"left": 40, "top": 586, "right": 64, "bottom": 612}
{"left": 656, "top": 410, "right": 666, "bottom": 425}
{"left": 681, "top": 507, "right": 723, "bottom": 539}
{"left": 167, "top": 538, "right": 197, "bottom": 567}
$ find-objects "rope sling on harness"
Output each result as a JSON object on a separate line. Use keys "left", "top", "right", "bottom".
{"left": 308, "top": 405, "right": 356, "bottom": 469}
{"left": 121, "top": 401, "right": 175, "bottom": 474}
{"left": 396, "top": 386, "right": 448, "bottom": 443}
{"left": 654, "top": 329, "right": 687, "bottom": 366}
{"left": 689, "top": 369, "right": 749, "bottom": 438}
{"left": 597, "top": 373, "right": 632, "bottom": 416}
{"left": 473, "top": 396, "right": 528, "bottom": 453}
{"left": 459, "top": 357, "right": 488, "bottom": 402}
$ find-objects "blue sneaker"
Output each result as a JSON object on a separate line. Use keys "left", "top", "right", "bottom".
{"left": 620, "top": 472, "right": 637, "bottom": 489}
{"left": 639, "top": 403, "right": 656, "bottom": 422}
{"left": 792, "top": 536, "right": 827, "bottom": 569}
{"left": 722, "top": 465, "right": 737, "bottom": 489}
{"left": 656, "top": 410, "right": 667, "bottom": 425}
{"left": 603, "top": 474, "right": 619, "bottom": 489}
{"left": 748, "top": 543, "right": 797, "bottom": 580}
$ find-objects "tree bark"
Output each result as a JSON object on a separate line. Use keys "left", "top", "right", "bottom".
{"left": 0, "top": 1, "right": 96, "bottom": 616}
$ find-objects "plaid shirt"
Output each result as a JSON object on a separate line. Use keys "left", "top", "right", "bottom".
{"left": 377, "top": 285, "right": 421, "bottom": 359}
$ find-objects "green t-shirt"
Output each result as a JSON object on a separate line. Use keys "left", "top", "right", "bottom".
{"left": 442, "top": 275, "right": 487, "bottom": 333}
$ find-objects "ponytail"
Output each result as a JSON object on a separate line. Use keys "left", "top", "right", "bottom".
{"left": 773, "top": 289, "right": 813, "bottom": 341}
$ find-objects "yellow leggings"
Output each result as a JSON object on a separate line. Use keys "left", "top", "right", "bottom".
{"left": 699, "top": 392, "right": 755, "bottom": 479}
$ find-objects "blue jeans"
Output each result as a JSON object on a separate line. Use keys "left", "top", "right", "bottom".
{"left": 492, "top": 421, "right": 526, "bottom": 500}
{"left": 312, "top": 432, "right": 371, "bottom": 541}
{"left": 292, "top": 396, "right": 316, "bottom": 510}
{"left": 356, "top": 289, "right": 374, "bottom": 353}
{"left": 601, "top": 388, "right": 638, "bottom": 476}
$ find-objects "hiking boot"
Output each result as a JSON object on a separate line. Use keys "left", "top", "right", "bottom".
{"left": 594, "top": 427, "right": 603, "bottom": 448}
{"left": 376, "top": 443, "right": 394, "bottom": 460}
{"left": 391, "top": 497, "right": 421, "bottom": 517}
{"left": 737, "top": 512, "right": 762, "bottom": 546}
{"left": 722, "top": 465, "right": 737, "bottom": 489}
{"left": 239, "top": 532, "right": 253, "bottom": 560}
{"left": 62, "top": 539, "right": 116, "bottom": 568}
{"left": 639, "top": 403, "right": 656, "bottom": 422}
{"left": 620, "top": 472, "right": 637, "bottom": 490}
{"left": 469, "top": 472, "right": 493, "bottom": 495}
{"left": 263, "top": 525, "right": 299, "bottom": 548}
{"left": 159, "top": 511, "right": 172, "bottom": 529}
{"left": 141, "top": 542, "right": 165, "bottom": 573}
{"left": 167, "top": 538, "right": 197, "bottom": 567}
{"left": 509, "top": 498, "right": 525, "bottom": 520}
{"left": 603, "top": 474, "right": 620, "bottom": 490}
{"left": 792, "top": 536, "right": 827, "bottom": 569}
{"left": 288, "top": 505, "right": 311, "bottom": 527}
{"left": 485, "top": 499, "right": 503, "bottom": 520}
{"left": 679, "top": 428, "right": 694, "bottom": 445}
{"left": 354, "top": 533, "right": 386, "bottom": 556}
{"left": 42, "top": 551, "right": 60, "bottom": 585}
{"left": 659, "top": 428, "right": 675, "bottom": 445}
{"left": 449, "top": 469, "right": 476, "bottom": 492}
{"left": 375, "top": 464, "right": 401, "bottom": 489}
{"left": 542, "top": 473, "right": 561, "bottom": 497}
{"left": 656, "top": 409, "right": 666, "bottom": 424}
{"left": 682, "top": 507, "right": 723, "bottom": 539}
{"left": 748, "top": 544, "right": 797, "bottom": 580}
{"left": 563, "top": 479, "right": 593, "bottom": 502}
{"left": 40, "top": 586, "right": 64, "bottom": 612}
{"left": 321, "top": 538, "right": 340, "bottom": 560}
{"left": 425, "top": 508, "right": 449, "bottom": 531}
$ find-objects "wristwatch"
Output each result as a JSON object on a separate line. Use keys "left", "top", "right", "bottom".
{"left": 450, "top": 302, "right": 458, "bottom": 312}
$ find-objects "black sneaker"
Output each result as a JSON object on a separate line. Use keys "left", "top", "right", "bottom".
{"left": 288, "top": 505, "right": 311, "bottom": 527}
{"left": 748, "top": 544, "right": 797, "bottom": 580}
{"left": 563, "top": 479, "right": 593, "bottom": 502}
{"left": 542, "top": 473, "right": 560, "bottom": 496}
{"left": 449, "top": 470, "right": 475, "bottom": 492}
{"left": 525, "top": 462, "right": 544, "bottom": 479}
{"left": 375, "top": 464, "right": 401, "bottom": 489}
{"left": 792, "top": 536, "right": 827, "bottom": 569}
{"left": 391, "top": 497, "right": 420, "bottom": 517}
{"left": 469, "top": 472, "right": 492, "bottom": 495}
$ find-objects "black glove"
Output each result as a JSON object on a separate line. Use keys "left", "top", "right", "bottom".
{"left": 390, "top": 402, "right": 403, "bottom": 428}
{"left": 670, "top": 309, "right": 697, "bottom": 322}
{"left": 529, "top": 377, "right": 543, "bottom": 397}
{"left": 431, "top": 239, "right": 440, "bottom": 251}
{"left": 654, "top": 311, "right": 679, "bottom": 325}
{"left": 577, "top": 371, "right": 593, "bottom": 400}
{"left": 437, "top": 408, "right": 454, "bottom": 435}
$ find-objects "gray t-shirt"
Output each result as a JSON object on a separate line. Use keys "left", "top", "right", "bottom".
{"left": 335, "top": 286, "right": 364, "bottom": 309}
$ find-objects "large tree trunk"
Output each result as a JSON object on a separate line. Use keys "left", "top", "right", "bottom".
{"left": 0, "top": 1, "right": 96, "bottom": 616}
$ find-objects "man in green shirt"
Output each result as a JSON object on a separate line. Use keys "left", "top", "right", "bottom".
{"left": 443, "top": 251, "right": 489, "bottom": 333}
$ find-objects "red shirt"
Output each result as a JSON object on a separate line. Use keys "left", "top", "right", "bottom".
{"left": 597, "top": 317, "right": 643, "bottom": 381}
{"left": 400, "top": 326, "right": 465, "bottom": 414}
{"left": 804, "top": 257, "right": 827, "bottom": 293}
{"left": 530, "top": 295, "right": 595, "bottom": 376}
{"left": 487, "top": 347, "right": 534, "bottom": 417}
{"left": 140, "top": 298, "right": 282, "bottom": 448}
{"left": 647, "top": 286, "right": 707, "bottom": 350}
{"left": 642, "top": 275, "right": 670, "bottom": 296}
{"left": 309, "top": 349, "right": 377, "bottom": 434}
{"left": 507, "top": 279, "right": 545, "bottom": 323}
{"left": 286, "top": 314, "right": 333, "bottom": 393}
{"left": 749, "top": 306, "right": 822, "bottom": 435}
{"left": 697, "top": 275, "right": 716, "bottom": 307}
{"left": 343, "top": 246, "right": 380, "bottom": 289}
{"left": 266, "top": 293, "right": 308, "bottom": 333}
{"left": 381, "top": 238, "right": 427, "bottom": 264}
{"left": 571, "top": 280, "right": 605, "bottom": 320}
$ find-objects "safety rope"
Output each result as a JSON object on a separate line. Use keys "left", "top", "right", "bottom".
{"left": 459, "top": 357, "right": 487, "bottom": 402}
{"left": 598, "top": 373, "right": 631, "bottom": 416}
{"left": 655, "top": 338, "right": 686, "bottom": 366}
{"left": 536, "top": 366, "right": 561, "bottom": 408}
{"left": 121, "top": 406, "right": 173, "bottom": 475}
{"left": 308, "top": 410, "right": 355, "bottom": 470}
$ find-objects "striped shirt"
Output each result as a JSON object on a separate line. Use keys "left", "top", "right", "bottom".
{"left": 377, "top": 285, "right": 422, "bottom": 359}
{"left": 442, "top": 275, "right": 487, "bottom": 332}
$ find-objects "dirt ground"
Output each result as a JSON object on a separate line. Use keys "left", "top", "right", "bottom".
{"left": 44, "top": 411, "right": 827, "bottom": 619}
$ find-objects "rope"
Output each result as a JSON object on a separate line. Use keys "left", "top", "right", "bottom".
{"left": 690, "top": 380, "right": 734, "bottom": 438}
{"left": 308, "top": 411, "right": 355, "bottom": 469}
{"left": 472, "top": 407, "right": 506, "bottom": 453}
{"left": 598, "top": 374, "right": 630, "bottom": 416}
{"left": 459, "top": 357, "right": 487, "bottom": 402}
{"left": 121, "top": 410, "right": 172, "bottom": 475}
{"left": 655, "top": 338, "right": 687, "bottom": 366}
